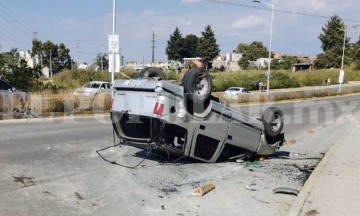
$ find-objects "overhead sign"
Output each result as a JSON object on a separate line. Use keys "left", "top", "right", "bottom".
{"left": 339, "top": 69, "right": 345, "bottom": 84}
{"left": 108, "top": 35, "right": 119, "bottom": 52}
{"left": 108, "top": 53, "right": 120, "bottom": 73}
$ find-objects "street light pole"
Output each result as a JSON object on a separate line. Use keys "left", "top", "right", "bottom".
{"left": 111, "top": 0, "right": 116, "bottom": 85}
{"left": 253, "top": 0, "right": 274, "bottom": 97}
{"left": 339, "top": 29, "right": 347, "bottom": 93}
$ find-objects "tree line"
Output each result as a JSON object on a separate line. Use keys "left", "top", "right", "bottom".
{"left": 165, "top": 25, "right": 220, "bottom": 69}
{"left": 165, "top": 15, "right": 360, "bottom": 71}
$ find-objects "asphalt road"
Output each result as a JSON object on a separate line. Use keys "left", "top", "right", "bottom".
{"left": 234, "top": 94, "right": 360, "bottom": 139}
{"left": 1, "top": 94, "right": 360, "bottom": 215}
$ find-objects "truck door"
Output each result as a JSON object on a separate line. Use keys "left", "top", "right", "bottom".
{"left": 189, "top": 111, "right": 231, "bottom": 162}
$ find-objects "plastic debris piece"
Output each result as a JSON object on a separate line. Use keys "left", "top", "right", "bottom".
{"left": 273, "top": 187, "right": 299, "bottom": 196}
{"left": 258, "top": 155, "right": 266, "bottom": 161}
{"left": 293, "top": 164, "right": 315, "bottom": 172}
{"left": 288, "top": 139, "right": 296, "bottom": 145}
{"left": 193, "top": 183, "right": 215, "bottom": 196}
{"left": 245, "top": 183, "right": 258, "bottom": 191}
{"left": 245, "top": 161, "right": 264, "bottom": 167}
{"left": 307, "top": 130, "right": 314, "bottom": 134}
{"left": 236, "top": 159, "right": 245, "bottom": 163}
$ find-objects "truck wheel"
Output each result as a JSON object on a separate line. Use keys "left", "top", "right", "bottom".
{"left": 182, "top": 68, "right": 212, "bottom": 114}
{"left": 140, "top": 67, "right": 166, "bottom": 80}
{"left": 261, "top": 107, "right": 284, "bottom": 138}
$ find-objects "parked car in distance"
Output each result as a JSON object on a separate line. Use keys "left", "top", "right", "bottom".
{"left": 73, "top": 81, "right": 112, "bottom": 98}
{"left": 224, "top": 87, "right": 250, "bottom": 98}
{"left": 0, "top": 78, "right": 16, "bottom": 92}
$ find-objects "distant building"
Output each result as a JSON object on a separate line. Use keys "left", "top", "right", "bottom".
{"left": 125, "top": 61, "right": 177, "bottom": 72}
{"left": 213, "top": 53, "right": 242, "bottom": 71}
{"left": 78, "top": 63, "right": 89, "bottom": 70}
{"left": 254, "top": 58, "right": 272, "bottom": 69}
{"left": 183, "top": 57, "right": 203, "bottom": 68}
{"left": 42, "top": 66, "right": 50, "bottom": 78}
{"left": 19, "top": 51, "right": 39, "bottom": 68}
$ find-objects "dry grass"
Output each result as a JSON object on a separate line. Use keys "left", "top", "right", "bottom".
{"left": 215, "top": 85, "right": 360, "bottom": 105}
{"left": 0, "top": 91, "right": 112, "bottom": 118}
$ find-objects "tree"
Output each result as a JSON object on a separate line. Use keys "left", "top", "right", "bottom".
{"left": 314, "top": 15, "right": 351, "bottom": 69}
{"left": 351, "top": 36, "right": 360, "bottom": 69}
{"left": 94, "top": 53, "right": 109, "bottom": 71}
{"left": 271, "top": 56, "right": 296, "bottom": 70}
{"left": 197, "top": 25, "right": 220, "bottom": 69}
{"left": 166, "top": 27, "right": 184, "bottom": 62}
{"left": 183, "top": 34, "right": 199, "bottom": 58}
{"left": 0, "top": 50, "right": 42, "bottom": 91}
{"left": 31, "top": 39, "right": 73, "bottom": 72}
{"left": 0, "top": 48, "right": 18, "bottom": 71}
{"left": 235, "top": 41, "right": 269, "bottom": 69}
{"left": 236, "top": 41, "right": 268, "bottom": 61}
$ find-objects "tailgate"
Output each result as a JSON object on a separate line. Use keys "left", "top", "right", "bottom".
{"left": 112, "top": 91, "right": 158, "bottom": 116}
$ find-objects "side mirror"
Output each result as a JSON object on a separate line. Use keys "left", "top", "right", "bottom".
{"left": 11, "top": 87, "right": 16, "bottom": 92}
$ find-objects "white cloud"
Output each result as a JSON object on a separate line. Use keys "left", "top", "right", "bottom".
{"left": 274, "top": 0, "right": 335, "bottom": 12}
{"left": 180, "top": 0, "right": 202, "bottom": 4}
{"left": 231, "top": 16, "right": 267, "bottom": 30}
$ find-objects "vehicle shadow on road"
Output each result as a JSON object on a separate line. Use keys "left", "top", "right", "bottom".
{"left": 96, "top": 144, "right": 200, "bottom": 169}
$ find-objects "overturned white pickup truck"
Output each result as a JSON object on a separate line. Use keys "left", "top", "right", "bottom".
{"left": 110, "top": 68, "right": 285, "bottom": 162}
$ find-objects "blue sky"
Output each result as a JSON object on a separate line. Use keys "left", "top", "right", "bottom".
{"left": 1, "top": 0, "right": 359, "bottom": 64}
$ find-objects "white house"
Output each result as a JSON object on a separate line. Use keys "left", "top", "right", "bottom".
{"left": 19, "top": 51, "right": 39, "bottom": 68}
{"left": 42, "top": 66, "right": 50, "bottom": 78}
{"left": 254, "top": 58, "right": 272, "bottom": 69}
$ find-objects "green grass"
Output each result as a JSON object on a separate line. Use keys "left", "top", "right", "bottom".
{"left": 211, "top": 67, "right": 360, "bottom": 92}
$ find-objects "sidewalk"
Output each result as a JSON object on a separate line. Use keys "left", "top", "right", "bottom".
{"left": 288, "top": 124, "right": 360, "bottom": 216}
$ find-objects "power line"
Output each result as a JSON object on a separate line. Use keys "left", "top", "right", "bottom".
{"left": 0, "top": 2, "right": 50, "bottom": 39}
{"left": 200, "top": 0, "right": 360, "bottom": 23}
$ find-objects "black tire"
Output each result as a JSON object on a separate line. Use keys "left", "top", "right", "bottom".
{"left": 139, "top": 67, "right": 165, "bottom": 80}
{"left": 261, "top": 107, "right": 284, "bottom": 138}
{"left": 182, "top": 68, "right": 212, "bottom": 114}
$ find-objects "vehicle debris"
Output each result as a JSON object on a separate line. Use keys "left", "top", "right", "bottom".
{"left": 288, "top": 139, "right": 297, "bottom": 145}
{"left": 258, "top": 155, "right": 266, "bottom": 161}
{"left": 293, "top": 164, "right": 316, "bottom": 173}
{"left": 193, "top": 182, "right": 215, "bottom": 196}
{"left": 245, "top": 161, "right": 264, "bottom": 167}
{"left": 236, "top": 159, "right": 245, "bottom": 163}
{"left": 245, "top": 183, "right": 258, "bottom": 191}
{"left": 273, "top": 187, "right": 299, "bottom": 196}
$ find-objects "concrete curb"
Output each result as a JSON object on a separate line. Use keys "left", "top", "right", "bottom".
{"left": 287, "top": 125, "right": 358, "bottom": 216}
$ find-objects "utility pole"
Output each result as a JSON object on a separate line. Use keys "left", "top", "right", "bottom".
{"left": 76, "top": 39, "right": 80, "bottom": 68}
{"left": 151, "top": 30, "right": 156, "bottom": 64}
{"left": 49, "top": 49, "right": 52, "bottom": 78}
{"left": 100, "top": 43, "right": 104, "bottom": 72}
{"left": 33, "top": 32, "right": 38, "bottom": 41}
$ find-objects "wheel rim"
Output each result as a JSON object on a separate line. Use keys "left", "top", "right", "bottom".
{"left": 193, "top": 76, "right": 209, "bottom": 97}
{"left": 271, "top": 113, "right": 282, "bottom": 132}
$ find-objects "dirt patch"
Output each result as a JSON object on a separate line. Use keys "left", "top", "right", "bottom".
{"left": 12, "top": 175, "right": 36, "bottom": 188}
{"left": 305, "top": 209, "right": 320, "bottom": 216}
{"left": 74, "top": 192, "right": 84, "bottom": 200}
{"left": 42, "top": 191, "right": 56, "bottom": 197}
